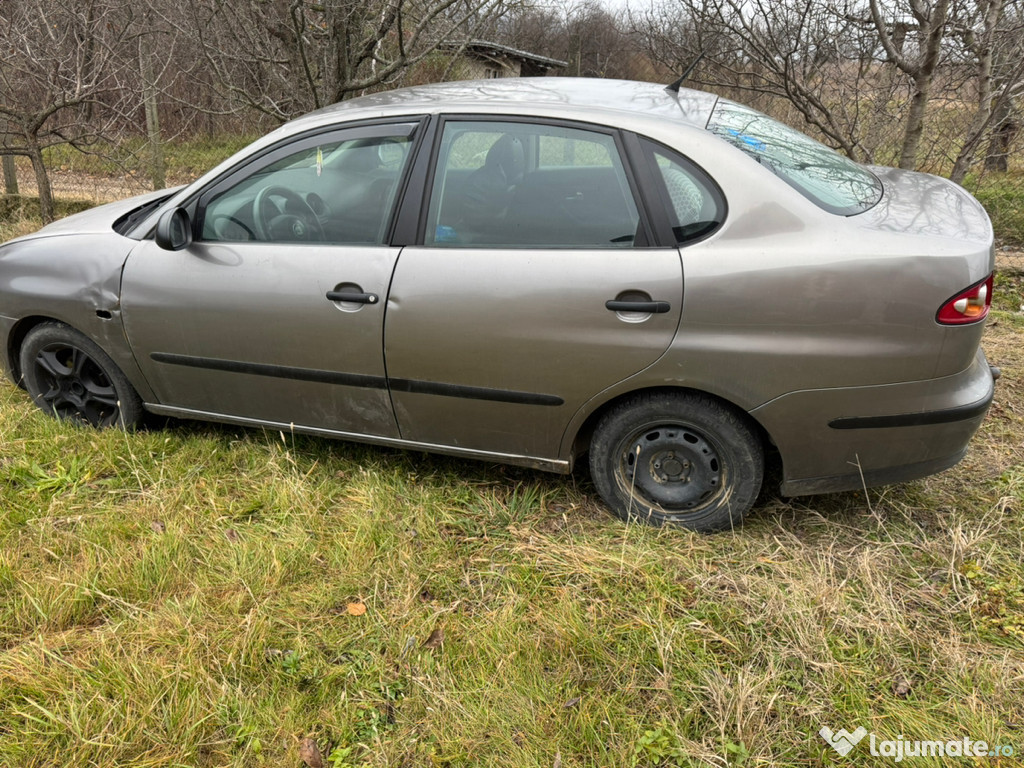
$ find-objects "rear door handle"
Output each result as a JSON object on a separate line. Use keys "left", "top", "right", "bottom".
{"left": 605, "top": 300, "right": 671, "bottom": 314}
{"left": 327, "top": 290, "right": 379, "bottom": 304}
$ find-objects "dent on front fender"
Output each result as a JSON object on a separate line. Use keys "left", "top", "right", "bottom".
{"left": 0, "top": 233, "right": 156, "bottom": 401}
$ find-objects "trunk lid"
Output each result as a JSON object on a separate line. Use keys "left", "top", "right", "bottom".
{"left": 859, "top": 166, "right": 993, "bottom": 248}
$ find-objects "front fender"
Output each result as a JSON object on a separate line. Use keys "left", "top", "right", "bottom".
{"left": 0, "top": 233, "right": 155, "bottom": 401}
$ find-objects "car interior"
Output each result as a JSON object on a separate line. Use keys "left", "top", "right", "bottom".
{"left": 200, "top": 136, "right": 410, "bottom": 245}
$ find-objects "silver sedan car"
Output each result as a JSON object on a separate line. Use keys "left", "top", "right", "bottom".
{"left": 0, "top": 78, "right": 997, "bottom": 532}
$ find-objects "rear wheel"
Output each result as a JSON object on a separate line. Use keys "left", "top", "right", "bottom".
{"left": 589, "top": 392, "right": 763, "bottom": 532}
{"left": 19, "top": 323, "right": 143, "bottom": 429}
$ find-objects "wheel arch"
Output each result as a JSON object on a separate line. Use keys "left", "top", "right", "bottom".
{"left": 5, "top": 314, "right": 156, "bottom": 402}
{"left": 5, "top": 315, "right": 57, "bottom": 387}
{"left": 567, "top": 385, "right": 773, "bottom": 464}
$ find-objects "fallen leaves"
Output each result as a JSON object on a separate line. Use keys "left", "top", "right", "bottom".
{"left": 893, "top": 678, "right": 912, "bottom": 698}
{"left": 298, "top": 736, "right": 323, "bottom": 768}
{"left": 420, "top": 627, "right": 443, "bottom": 650}
{"left": 346, "top": 601, "right": 367, "bottom": 616}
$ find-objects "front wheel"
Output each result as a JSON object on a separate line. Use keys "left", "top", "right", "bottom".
{"left": 19, "top": 323, "right": 143, "bottom": 429}
{"left": 589, "top": 392, "right": 763, "bottom": 533}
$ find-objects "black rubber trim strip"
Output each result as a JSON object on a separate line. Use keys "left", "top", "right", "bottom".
{"left": 150, "top": 352, "right": 563, "bottom": 406}
{"left": 388, "top": 378, "right": 563, "bottom": 406}
{"left": 150, "top": 352, "right": 388, "bottom": 390}
{"left": 828, "top": 395, "right": 992, "bottom": 430}
{"left": 605, "top": 300, "right": 671, "bottom": 314}
{"left": 326, "top": 290, "right": 378, "bottom": 304}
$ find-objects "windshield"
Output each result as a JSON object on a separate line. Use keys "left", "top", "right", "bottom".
{"left": 707, "top": 100, "right": 882, "bottom": 216}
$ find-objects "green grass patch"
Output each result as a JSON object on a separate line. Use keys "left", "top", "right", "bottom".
{"left": 0, "top": 196, "right": 94, "bottom": 224}
{"left": 993, "top": 273, "right": 1023, "bottom": 313}
{"left": 967, "top": 172, "right": 1024, "bottom": 246}
{"left": 0, "top": 197, "right": 95, "bottom": 242}
{"left": 1, "top": 320, "right": 1022, "bottom": 766}
{"left": 43, "top": 135, "right": 258, "bottom": 184}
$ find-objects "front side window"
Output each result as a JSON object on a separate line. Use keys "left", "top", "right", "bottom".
{"left": 200, "top": 126, "right": 415, "bottom": 244}
{"left": 708, "top": 100, "right": 882, "bottom": 216}
{"left": 425, "top": 120, "right": 641, "bottom": 248}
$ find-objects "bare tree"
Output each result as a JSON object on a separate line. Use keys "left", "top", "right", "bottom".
{"left": 166, "top": 0, "right": 519, "bottom": 123}
{"left": 2, "top": 148, "right": 17, "bottom": 194}
{"left": 0, "top": 0, "right": 137, "bottom": 220}
{"left": 985, "top": 0, "right": 1024, "bottom": 172}
{"left": 948, "top": 0, "right": 1024, "bottom": 180}
{"left": 499, "top": 1, "right": 642, "bottom": 79}
{"left": 866, "top": 0, "right": 951, "bottom": 168}
{"left": 636, "top": 0, "right": 881, "bottom": 160}
{"left": 139, "top": 7, "right": 167, "bottom": 190}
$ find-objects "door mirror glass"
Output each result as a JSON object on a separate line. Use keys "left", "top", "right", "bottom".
{"left": 155, "top": 207, "right": 193, "bottom": 251}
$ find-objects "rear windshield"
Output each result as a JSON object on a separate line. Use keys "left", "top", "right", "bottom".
{"left": 707, "top": 100, "right": 882, "bottom": 216}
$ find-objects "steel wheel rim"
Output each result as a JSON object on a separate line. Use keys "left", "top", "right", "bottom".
{"left": 615, "top": 421, "right": 725, "bottom": 515}
{"left": 32, "top": 342, "right": 120, "bottom": 427}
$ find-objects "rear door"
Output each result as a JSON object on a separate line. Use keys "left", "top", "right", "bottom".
{"left": 385, "top": 119, "right": 684, "bottom": 461}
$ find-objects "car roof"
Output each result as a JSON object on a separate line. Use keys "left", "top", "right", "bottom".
{"left": 286, "top": 77, "right": 719, "bottom": 134}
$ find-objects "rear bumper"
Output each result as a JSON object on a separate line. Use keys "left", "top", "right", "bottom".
{"left": 751, "top": 348, "right": 994, "bottom": 496}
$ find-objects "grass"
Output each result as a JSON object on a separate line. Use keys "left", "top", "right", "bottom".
{"left": 968, "top": 172, "right": 1024, "bottom": 248}
{"left": 1, "top": 212, "right": 1023, "bottom": 767}
{"left": 42, "top": 135, "right": 258, "bottom": 185}
{"left": 0, "top": 198, "right": 94, "bottom": 241}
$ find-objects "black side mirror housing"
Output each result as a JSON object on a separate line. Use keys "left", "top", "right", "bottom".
{"left": 155, "top": 207, "right": 193, "bottom": 251}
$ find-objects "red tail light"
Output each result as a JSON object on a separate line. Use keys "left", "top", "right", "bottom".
{"left": 937, "top": 274, "right": 993, "bottom": 325}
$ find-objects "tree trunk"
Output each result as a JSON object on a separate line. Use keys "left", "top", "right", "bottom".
{"left": 2, "top": 155, "right": 18, "bottom": 195}
{"left": 949, "top": 0, "right": 1004, "bottom": 185}
{"left": 896, "top": 0, "right": 950, "bottom": 170}
{"left": 899, "top": 74, "right": 931, "bottom": 169}
{"left": 984, "top": 96, "right": 1017, "bottom": 173}
{"left": 140, "top": 31, "right": 166, "bottom": 190}
{"left": 27, "top": 144, "right": 54, "bottom": 222}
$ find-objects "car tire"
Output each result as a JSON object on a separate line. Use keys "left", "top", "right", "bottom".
{"left": 19, "top": 323, "right": 143, "bottom": 429}
{"left": 589, "top": 391, "right": 763, "bottom": 533}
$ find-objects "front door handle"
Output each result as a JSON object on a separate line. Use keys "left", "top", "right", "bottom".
{"left": 605, "top": 299, "right": 671, "bottom": 314}
{"left": 327, "top": 290, "right": 379, "bottom": 305}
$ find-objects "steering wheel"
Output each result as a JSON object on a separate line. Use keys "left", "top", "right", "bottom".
{"left": 252, "top": 185, "right": 324, "bottom": 242}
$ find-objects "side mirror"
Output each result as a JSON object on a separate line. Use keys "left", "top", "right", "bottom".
{"left": 154, "top": 207, "right": 193, "bottom": 251}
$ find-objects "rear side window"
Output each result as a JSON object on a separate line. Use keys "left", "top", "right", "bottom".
{"left": 708, "top": 100, "right": 882, "bottom": 216}
{"left": 425, "top": 120, "right": 641, "bottom": 248}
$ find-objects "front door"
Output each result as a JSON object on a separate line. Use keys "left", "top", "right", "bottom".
{"left": 121, "top": 121, "right": 420, "bottom": 437}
